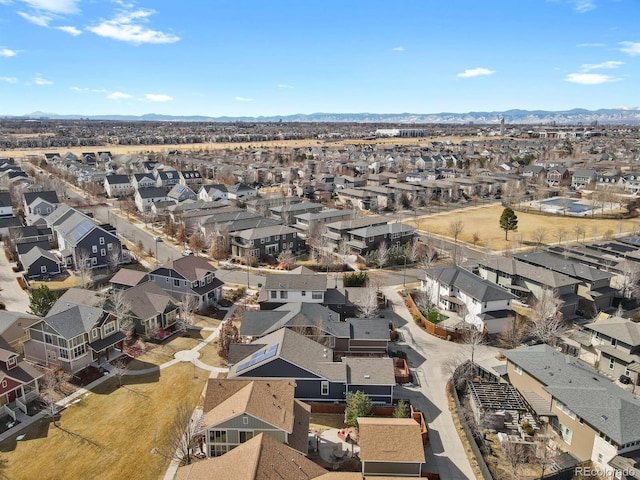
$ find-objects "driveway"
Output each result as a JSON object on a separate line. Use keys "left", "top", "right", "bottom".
{"left": 383, "top": 286, "right": 498, "bottom": 480}
{"left": 0, "top": 243, "right": 30, "bottom": 312}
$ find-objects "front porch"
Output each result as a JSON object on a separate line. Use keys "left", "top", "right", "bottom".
{"left": 89, "top": 333, "right": 127, "bottom": 366}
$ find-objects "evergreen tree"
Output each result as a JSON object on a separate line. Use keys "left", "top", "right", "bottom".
{"left": 499, "top": 207, "right": 518, "bottom": 240}
{"left": 28, "top": 285, "right": 58, "bottom": 317}
{"left": 345, "top": 390, "right": 372, "bottom": 428}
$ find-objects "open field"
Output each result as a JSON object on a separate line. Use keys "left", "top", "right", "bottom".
{"left": 5, "top": 135, "right": 506, "bottom": 160}
{"left": 0, "top": 363, "right": 207, "bottom": 480}
{"left": 405, "top": 204, "right": 640, "bottom": 252}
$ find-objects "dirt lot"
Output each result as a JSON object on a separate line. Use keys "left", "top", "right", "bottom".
{"left": 405, "top": 204, "right": 640, "bottom": 252}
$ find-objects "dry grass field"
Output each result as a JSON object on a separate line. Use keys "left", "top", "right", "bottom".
{"left": 0, "top": 363, "right": 207, "bottom": 480}
{"left": 405, "top": 204, "right": 640, "bottom": 252}
{"left": 5, "top": 135, "right": 502, "bottom": 159}
{"left": 127, "top": 331, "right": 206, "bottom": 370}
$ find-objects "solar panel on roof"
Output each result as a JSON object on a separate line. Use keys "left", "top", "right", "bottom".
{"left": 235, "top": 343, "right": 278, "bottom": 373}
{"left": 620, "top": 236, "right": 640, "bottom": 246}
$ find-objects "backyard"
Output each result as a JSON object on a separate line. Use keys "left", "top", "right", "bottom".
{"left": 0, "top": 363, "right": 208, "bottom": 480}
{"left": 405, "top": 204, "right": 640, "bottom": 252}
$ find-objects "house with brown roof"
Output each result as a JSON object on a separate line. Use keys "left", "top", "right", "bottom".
{"left": 120, "top": 282, "right": 179, "bottom": 340}
{"left": 174, "top": 433, "right": 328, "bottom": 480}
{"left": 203, "top": 379, "right": 310, "bottom": 457}
{"left": 357, "top": 417, "right": 426, "bottom": 477}
{"left": 109, "top": 268, "right": 149, "bottom": 292}
{"left": 148, "top": 255, "right": 224, "bottom": 311}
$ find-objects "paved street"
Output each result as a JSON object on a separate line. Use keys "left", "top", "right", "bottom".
{"left": 0, "top": 244, "right": 29, "bottom": 312}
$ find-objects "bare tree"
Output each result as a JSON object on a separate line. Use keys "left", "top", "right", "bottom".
{"left": 528, "top": 289, "right": 565, "bottom": 346}
{"left": 276, "top": 251, "right": 296, "bottom": 270}
{"left": 188, "top": 231, "right": 205, "bottom": 253}
{"left": 573, "top": 224, "right": 585, "bottom": 243}
{"left": 109, "top": 289, "right": 134, "bottom": 334}
{"left": 619, "top": 260, "right": 640, "bottom": 299}
{"left": 177, "top": 294, "right": 198, "bottom": 332}
{"left": 217, "top": 319, "right": 241, "bottom": 360}
{"left": 160, "top": 402, "right": 205, "bottom": 466}
{"left": 498, "top": 316, "right": 527, "bottom": 349}
{"left": 554, "top": 226, "right": 568, "bottom": 245}
{"left": 461, "top": 326, "right": 486, "bottom": 367}
{"left": 501, "top": 440, "right": 533, "bottom": 480}
{"left": 449, "top": 219, "right": 464, "bottom": 244}
{"left": 106, "top": 245, "right": 122, "bottom": 274}
{"left": 75, "top": 249, "right": 92, "bottom": 288}
{"left": 358, "top": 282, "right": 379, "bottom": 318}
{"left": 531, "top": 227, "right": 547, "bottom": 251}
{"left": 111, "top": 357, "right": 129, "bottom": 388}
{"left": 40, "top": 367, "right": 71, "bottom": 426}
{"left": 374, "top": 242, "right": 389, "bottom": 269}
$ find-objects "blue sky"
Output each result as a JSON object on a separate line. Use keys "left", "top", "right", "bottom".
{"left": 1, "top": 0, "right": 639, "bottom": 116}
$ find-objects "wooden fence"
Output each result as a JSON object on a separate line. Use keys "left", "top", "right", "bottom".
{"left": 405, "top": 293, "right": 463, "bottom": 342}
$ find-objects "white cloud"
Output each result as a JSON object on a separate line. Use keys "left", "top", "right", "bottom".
{"left": 145, "top": 93, "right": 173, "bottom": 102}
{"left": 0, "top": 77, "right": 18, "bottom": 83}
{"left": 17, "top": 11, "right": 51, "bottom": 26}
{"left": 565, "top": 73, "right": 620, "bottom": 84}
{"left": 571, "top": 0, "right": 596, "bottom": 13}
{"left": 34, "top": 75, "right": 53, "bottom": 85}
{"left": 21, "top": 0, "right": 79, "bottom": 14}
{"left": 457, "top": 67, "right": 495, "bottom": 78}
{"left": 577, "top": 43, "right": 605, "bottom": 47}
{"left": 620, "top": 41, "right": 640, "bottom": 56}
{"left": 581, "top": 60, "right": 623, "bottom": 71}
{"left": 107, "top": 91, "right": 132, "bottom": 100}
{"left": 277, "top": 84, "right": 293, "bottom": 89}
{"left": 392, "top": 46, "right": 404, "bottom": 52}
{"left": 57, "top": 25, "right": 81, "bottom": 36}
{"left": 616, "top": 105, "right": 640, "bottom": 111}
{"left": 234, "top": 96, "right": 253, "bottom": 102}
{"left": 87, "top": 9, "right": 180, "bottom": 44}
{"left": 0, "top": 48, "right": 18, "bottom": 57}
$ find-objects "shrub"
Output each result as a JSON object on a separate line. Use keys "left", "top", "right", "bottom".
{"left": 343, "top": 271, "right": 368, "bottom": 287}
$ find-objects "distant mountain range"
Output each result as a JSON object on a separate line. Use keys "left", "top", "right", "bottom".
{"left": 8, "top": 108, "right": 640, "bottom": 125}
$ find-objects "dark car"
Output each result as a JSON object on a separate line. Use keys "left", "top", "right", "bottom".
{"left": 619, "top": 375, "right": 632, "bottom": 385}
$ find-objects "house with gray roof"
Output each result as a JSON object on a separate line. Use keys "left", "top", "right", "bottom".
{"left": 24, "top": 295, "right": 126, "bottom": 373}
{"left": 322, "top": 216, "right": 388, "bottom": 251}
{"left": 571, "top": 169, "right": 598, "bottom": 189}
{"left": 231, "top": 225, "right": 304, "bottom": 261}
{"left": 478, "top": 256, "right": 581, "bottom": 317}
{"left": 22, "top": 191, "right": 59, "bottom": 217}
{"left": 103, "top": 174, "right": 133, "bottom": 198}
{"left": 20, "top": 245, "right": 61, "bottom": 279}
{"left": 167, "top": 184, "right": 197, "bottom": 204}
{"left": 134, "top": 187, "right": 170, "bottom": 212}
{"left": 423, "top": 265, "right": 516, "bottom": 333}
{"left": 514, "top": 251, "right": 616, "bottom": 313}
{"left": 292, "top": 208, "right": 354, "bottom": 240}
{"left": 228, "top": 327, "right": 395, "bottom": 404}
{"left": 503, "top": 344, "right": 640, "bottom": 471}
{"left": 346, "top": 222, "right": 415, "bottom": 256}
{"left": 120, "top": 281, "right": 179, "bottom": 340}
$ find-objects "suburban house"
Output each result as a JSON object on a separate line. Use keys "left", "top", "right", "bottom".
{"left": 167, "top": 184, "right": 197, "bottom": 204}
{"left": 547, "top": 167, "right": 571, "bottom": 187}
{"left": 579, "top": 317, "right": 640, "bottom": 387}
{"left": 571, "top": 169, "right": 598, "bottom": 189}
{"left": 0, "top": 341, "right": 43, "bottom": 419}
{"left": 202, "top": 379, "right": 310, "bottom": 457}
{"left": 109, "top": 268, "right": 149, "bottom": 292}
{"left": 503, "top": 344, "right": 640, "bottom": 473}
{"left": 270, "top": 202, "right": 323, "bottom": 224}
{"left": 357, "top": 417, "right": 426, "bottom": 477}
{"left": 131, "top": 173, "right": 156, "bottom": 190}
{"left": 120, "top": 281, "right": 180, "bottom": 340}
{"left": 322, "top": 217, "right": 389, "bottom": 252}
{"left": 103, "top": 174, "right": 133, "bottom": 197}
{"left": 20, "top": 245, "right": 62, "bottom": 279}
{"left": 198, "top": 184, "right": 228, "bottom": 202}
{"left": 522, "top": 165, "right": 547, "bottom": 183}
{"left": 240, "top": 303, "right": 390, "bottom": 357}
{"left": 335, "top": 188, "right": 377, "bottom": 211}
{"left": 174, "top": 433, "right": 328, "bottom": 480}
{"left": 478, "top": 256, "right": 581, "bottom": 317}
{"left": 228, "top": 327, "right": 395, "bottom": 405}
{"left": 227, "top": 183, "right": 257, "bottom": 200}
{"left": 154, "top": 169, "right": 181, "bottom": 189}
{"left": 423, "top": 265, "right": 517, "bottom": 334}
{"left": 292, "top": 209, "right": 354, "bottom": 240}
{"left": 178, "top": 170, "right": 203, "bottom": 187}
{"left": 22, "top": 191, "right": 59, "bottom": 216}
{"left": 346, "top": 222, "right": 415, "bottom": 256}
{"left": 514, "top": 251, "right": 616, "bottom": 313}
{"left": 0, "top": 191, "right": 13, "bottom": 216}
{"left": 134, "top": 187, "right": 170, "bottom": 212}
{"left": 148, "top": 255, "right": 224, "bottom": 310}
{"left": 24, "top": 293, "right": 126, "bottom": 373}
{"left": 230, "top": 225, "right": 305, "bottom": 261}
{"left": 0, "top": 311, "right": 40, "bottom": 348}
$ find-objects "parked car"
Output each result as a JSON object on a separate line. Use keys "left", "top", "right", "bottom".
{"left": 182, "top": 249, "right": 193, "bottom": 256}
{"left": 619, "top": 375, "right": 632, "bottom": 385}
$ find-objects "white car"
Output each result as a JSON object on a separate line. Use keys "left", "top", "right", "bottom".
{"left": 182, "top": 249, "right": 193, "bottom": 256}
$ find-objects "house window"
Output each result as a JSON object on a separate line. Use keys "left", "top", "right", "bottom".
{"left": 555, "top": 400, "right": 576, "bottom": 420}
{"left": 92, "top": 245, "right": 98, "bottom": 253}
{"left": 58, "top": 348, "right": 69, "bottom": 360}
{"left": 107, "top": 243, "right": 113, "bottom": 251}
{"left": 91, "top": 257, "right": 97, "bottom": 266}
{"left": 210, "top": 445, "right": 228, "bottom": 457}
{"left": 104, "top": 322, "right": 116, "bottom": 336}
{"left": 513, "top": 365, "right": 522, "bottom": 375}
{"left": 99, "top": 237, "right": 105, "bottom": 245}
{"left": 45, "top": 333, "right": 53, "bottom": 344}
{"left": 609, "top": 357, "right": 615, "bottom": 370}
{"left": 597, "top": 453, "right": 604, "bottom": 463}
{"left": 174, "top": 279, "right": 180, "bottom": 287}
{"left": 242, "top": 416, "right": 248, "bottom": 425}
{"left": 100, "top": 249, "right": 106, "bottom": 257}
{"left": 260, "top": 238, "right": 265, "bottom": 244}
{"left": 92, "top": 328, "right": 98, "bottom": 339}
{"left": 289, "top": 242, "right": 293, "bottom": 248}
{"left": 611, "top": 338, "right": 617, "bottom": 347}
{"left": 274, "top": 235, "right": 279, "bottom": 241}
{"left": 41, "top": 265, "right": 47, "bottom": 273}
{"left": 321, "top": 381, "right": 329, "bottom": 395}
{"left": 301, "top": 291, "right": 306, "bottom": 296}
{"left": 209, "top": 430, "right": 227, "bottom": 443}
{"left": 280, "top": 291, "right": 288, "bottom": 299}
{"left": 270, "top": 291, "right": 277, "bottom": 299}
{"left": 312, "top": 292, "right": 323, "bottom": 300}
{"left": 239, "top": 431, "right": 254, "bottom": 443}
{"left": 7, "top": 357, "right": 16, "bottom": 368}
{"left": 71, "top": 344, "right": 86, "bottom": 359}
{"left": 1, "top": 380, "right": 7, "bottom": 389}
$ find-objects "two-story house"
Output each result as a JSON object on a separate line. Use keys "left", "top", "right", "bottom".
{"left": 346, "top": 222, "right": 415, "bottom": 256}
{"left": 503, "top": 344, "right": 640, "bottom": 473}
{"left": 155, "top": 169, "right": 181, "bottom": 189}
{"left": 0, "top": 341, "right": 43, "bottom": 419}
{"left": 148, "top": 255, "right": 224, "bottom": 311}
{"left": 292, "top": 209, "right": 354, "bottom": 240}
{"left": 23, "top": 294, "right": 126, "bottom": 373}
{"left": 22, "top": 191, "right": 59, "bottom": 217}
{"left": 580, "top": 317, "right": 640, "bottom": 387}
{"left": 120, "top": 281, "right": 180, "bottom": 340}
{"left": 423, "top": 265, "right": 517, "bottom": 333}
{"left": 178, "top": 170, "right": 203, "bottom": 188}
{"left": 202, "top": 378, "right": 310, "bottom": 457}
{"left": 231, "top": 225, "right": 304, "bottom": 261}
{"left": 103, "top": 174, "right": 133, "bottom": 198}
{"left": 547, "top": 167, "right": 571, "bottom": 187}
{"left": 227, "top": 183, "right": 257, "bottom": 200}
{"left": 198, "top": 184, "right": 228, "bottom": 202}
{"left": 322, "top": 216, "right": 388, "bottom": 252}
{"left": 571, "top": 169, "right": 598, "bottom": 190}
{"left": 134, "top": 187, "right": 170, "bottom": 212}
{"left": 522, "top": 165, "right": 547, "bottom": 183}
{"left": 131, "top": 173, "right": 156, "bottom": 190}
{"left": 167, "top": 184, "right": 197, "bottom": 204}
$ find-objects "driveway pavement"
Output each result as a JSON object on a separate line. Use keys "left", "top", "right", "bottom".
{"left": 383, "top": 286, "right": 498, "bottom": 480}
{"left": 0, "top": 243, "right": 30, "bottom": 312}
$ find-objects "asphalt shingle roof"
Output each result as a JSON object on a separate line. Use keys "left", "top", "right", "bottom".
{"left": 427, "top": 265, "right": 517, "bottom": 302}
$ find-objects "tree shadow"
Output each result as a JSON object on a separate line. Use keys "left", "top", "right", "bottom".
{"left": 0, "top": 416, "right": 57, "bottom": 452}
